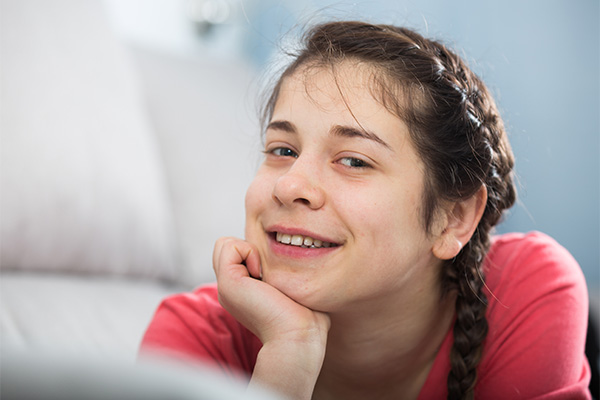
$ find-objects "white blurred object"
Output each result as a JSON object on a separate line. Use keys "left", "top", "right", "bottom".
{"left": 0, "top": 274, "right": 177, "bottom": 361}
{"left": 186, "top": 0, "right": 232, "bottom": 26}
{"left": 129, "top": 45, "right": 257, "bottom": 288}
{"left": 103, "top": 0, "right": 247, "bottom": 57}
{"left": 2, "top": 349, "right": 284, "bottom": 400}
{"left": 1, "top": 0, "right": 177, "bottom": 280}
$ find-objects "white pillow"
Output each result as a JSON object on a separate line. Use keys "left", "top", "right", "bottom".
{"left": 130, "top": 46, "right": 259, "bottom": 287}
{"left": 1, "top": 0, "right": 177, "bottom": 280}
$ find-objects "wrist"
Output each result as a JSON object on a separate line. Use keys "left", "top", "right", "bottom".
{"left": 250, "top": 339, "right": 327, "bottom": 399}
{"left": 262, "top": 334, "right": 328, "bottom": 368}
{"left": 261, "top": 310, "right": 331, "bottom": 347}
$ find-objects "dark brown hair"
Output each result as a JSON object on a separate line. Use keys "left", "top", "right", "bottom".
{"left": 262, "top": 21, "right": 516, "bottom": 400}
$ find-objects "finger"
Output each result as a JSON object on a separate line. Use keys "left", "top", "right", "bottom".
{"left": 213, "top": 237, "right": 233, "bottom": 276}
{"left": 213, "top": 237, "right": 243, "bottom": 275}
{"left": 213, "top": 238, "right": 261, "bottom": 280}
{"left": 243, "top": 246, "right": 262, "bottom": 280}
{"left": 212, "top": 238, "right": 224, "bottom": 275}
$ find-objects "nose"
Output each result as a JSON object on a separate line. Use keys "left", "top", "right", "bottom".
{"left": 272, "top": 158, "right": 326, "bottom": 210}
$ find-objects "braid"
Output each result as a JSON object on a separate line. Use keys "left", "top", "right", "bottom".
{"left": 262, "top": 21, "right": 516, "bottom": 399}
{"left": 433, "top": 47, "right": 515, "bottom": 399}
{"left": 446, "top": 239, "right": 490, "bottom": 400}
{"left": 382, "top": 28, "right": 516, "bottom": 399}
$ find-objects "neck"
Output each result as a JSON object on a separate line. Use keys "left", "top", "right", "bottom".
{"left": 314, "top": 287, "right": 456, "bottom": 400}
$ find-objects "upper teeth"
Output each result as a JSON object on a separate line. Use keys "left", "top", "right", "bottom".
{"left": 276, "top": 232, "right": 334, "bottom": 248}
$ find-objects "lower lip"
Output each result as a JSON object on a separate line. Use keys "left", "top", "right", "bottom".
{"left": 268, "top": 234, "right": 341, "bottom": 259}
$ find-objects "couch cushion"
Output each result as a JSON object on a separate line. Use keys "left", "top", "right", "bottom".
{"left": 1, "top": 0, "right": 177, "bottom": 280}
{"left": 0, "top": 272, "right": 181, "bottom": 362}
{"left": 130, "top": 46, "right": 257, "bottom": 287}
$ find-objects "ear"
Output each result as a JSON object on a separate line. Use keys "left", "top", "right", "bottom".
{"left": 432, "top": 185, "right": 488, "bottom": 260}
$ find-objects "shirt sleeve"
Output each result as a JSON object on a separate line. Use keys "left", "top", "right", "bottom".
{"left": 476, "top": 232, "right": 591, "bottom": 399}
{"left": 139, "top": 284, "right": 262, "bottom": 378}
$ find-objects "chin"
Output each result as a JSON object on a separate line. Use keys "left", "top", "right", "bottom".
{"left": 263, "top": 269, "right": 329, "bottom": 312}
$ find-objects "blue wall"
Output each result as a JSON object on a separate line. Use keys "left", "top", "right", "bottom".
{"left": 240, "top": 0, "right": 599, "bottom": 288}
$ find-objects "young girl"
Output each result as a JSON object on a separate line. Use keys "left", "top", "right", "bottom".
{"left": 141, "top": 21, "right": 591, "bottom": 399}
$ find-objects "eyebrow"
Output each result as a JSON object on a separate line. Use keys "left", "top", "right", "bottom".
{"left": 267, "top": 120, "right": 392, "bottom": 151}
{"left": 266, "top": 120, "right": 296, "bottom": 133}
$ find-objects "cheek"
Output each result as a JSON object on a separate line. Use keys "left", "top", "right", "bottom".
{"left": 244, "top": 179, "right": 259, "bottom": 216}
{"left": 244, "top": 172, "right": 272, "bottom": 236}
{"left": 347, "top": 186, "right": 427, "bottom": 252}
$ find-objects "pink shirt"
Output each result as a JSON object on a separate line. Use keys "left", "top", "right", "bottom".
{"left": 141, "top": 232, "right": 591, "bottom": 399}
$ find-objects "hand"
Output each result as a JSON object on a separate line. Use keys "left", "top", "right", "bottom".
{"left": 213, "top": 237, "right": 330, "bottom": 345}
{"left": 213, "top": 237, "right": 330, "bottom": 399}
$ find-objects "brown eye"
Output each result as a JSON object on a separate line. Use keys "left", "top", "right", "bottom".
{"left": 271, "top": 147, "right": 298, "bottom": 158}
{"left": 339, "top": 157, "right": 371, "bottom": 168}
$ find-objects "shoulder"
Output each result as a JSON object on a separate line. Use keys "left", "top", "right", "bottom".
{"left": 476, "top": 232, "right": 591, "bottom": 399}
{"left": 484, "top": 231, "right": 587, "bottom": 301}
{"left": 140, "top": 283, "right": 262, "bottom": 376}
{"left": 486, "top": 231, "right": 580, "bottom": 276}
{"left": 483, "top": 231, "right": 588, "bottom": 311}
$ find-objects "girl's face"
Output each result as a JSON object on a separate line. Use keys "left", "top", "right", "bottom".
{"left": 245, "top": 63, "right": 444, "bottom": 312}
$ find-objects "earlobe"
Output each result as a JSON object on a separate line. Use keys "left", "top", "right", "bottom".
{"left": 432, "top": 186, "right": 487, "bottom": 260}
{"left": 432, "top": 234, "right": 464, "bottom": 260}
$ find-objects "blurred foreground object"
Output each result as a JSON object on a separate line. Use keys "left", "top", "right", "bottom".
{"left": 1, "top": 349, "right": 282, "bottom": 400}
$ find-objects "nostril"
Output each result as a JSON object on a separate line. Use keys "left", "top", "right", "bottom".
{"left": 272, "top": 171, "right": 325, "bottom": 210}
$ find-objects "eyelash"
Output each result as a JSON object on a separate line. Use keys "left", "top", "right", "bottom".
{"left": 266, "top": 146, "right": 372, "bottom": 169}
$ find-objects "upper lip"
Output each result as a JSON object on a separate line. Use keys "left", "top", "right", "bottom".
{"left": 266, "top": 225, "right": 342, "bottom": 245}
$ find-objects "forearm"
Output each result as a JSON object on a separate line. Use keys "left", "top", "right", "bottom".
{"left": 248, "top": 339, "right": 326, "bottom": 400}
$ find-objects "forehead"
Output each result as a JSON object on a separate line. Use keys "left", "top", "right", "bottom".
{"left": 278, "top": 61, "right": 379, "bottom": 109}
{"left": 272, "top": 62, "right": 411, "bottom": 143}
{"left": 275, "top": 62, "right": 399, "bottom": 125}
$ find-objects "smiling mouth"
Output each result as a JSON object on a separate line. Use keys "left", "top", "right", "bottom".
{"left": 274, "top": 232, "right": 340, "bottom": 249}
